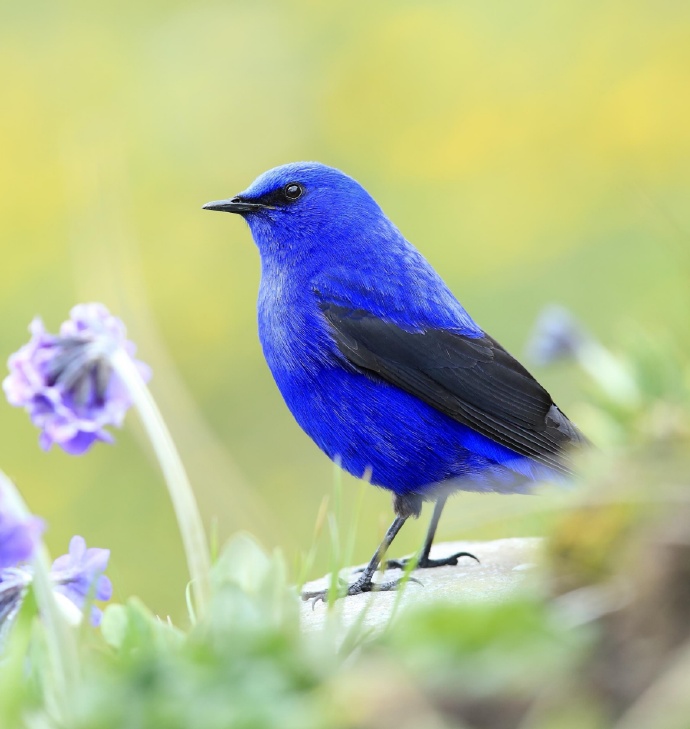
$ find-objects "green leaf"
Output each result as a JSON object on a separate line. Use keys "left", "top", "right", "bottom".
{"left": 100, "top": 604, "right": 128, "bottom": 650}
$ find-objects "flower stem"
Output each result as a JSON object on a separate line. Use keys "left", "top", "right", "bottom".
{"left": 32, "top": 545, "right": 80, "bottom": 722}
{"left": 577, "top": 340, "right": 640, "bottom": 407}
{"left": 110, "top": 348, "right": 211, "bottom": 619}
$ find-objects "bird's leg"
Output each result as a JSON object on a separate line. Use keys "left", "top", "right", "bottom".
{"left": 383, "top": 495, "right": 479, "bottom": 570}
{"left": 302, "top": 515, "right": 416, "bottom": 604}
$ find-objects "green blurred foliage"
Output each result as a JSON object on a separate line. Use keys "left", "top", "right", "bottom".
{"left": 1, "top": 0, "right": 689, "bottom": 621}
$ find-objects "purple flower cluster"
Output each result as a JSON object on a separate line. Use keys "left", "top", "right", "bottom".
{"left": 0, "top": 492, "right": 43, "bottom": 571}
{"left": 0, "top": 536, "right": 112, "bottom": 630}
{"left": 526, "top": 305, "right": 588, "bottom": 367}
{"left": 0, "top": 477, "right": 42, "bottom": 631}
{"left": 0, "top": 474, "right": 111, "bottom": 630}
{"left": 3, "top": 303, "right": 150, "bottom": 455}
{"left": 51, "top": 536, "right": 112, "bottom": 626}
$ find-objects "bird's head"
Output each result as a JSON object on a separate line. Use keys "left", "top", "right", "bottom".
{"left": 203, "top": 162, "right": 393, "bottom": 265}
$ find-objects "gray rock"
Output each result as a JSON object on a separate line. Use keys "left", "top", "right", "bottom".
{"left": 300, "top": 537, "right": 543, "bottom": 632}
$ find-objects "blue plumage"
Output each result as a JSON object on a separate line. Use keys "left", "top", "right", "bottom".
{"left": 204, "top": 162, "right": 585, "bottom": 599}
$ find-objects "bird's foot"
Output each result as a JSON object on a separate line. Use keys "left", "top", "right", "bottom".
{"left": 301, "top": 573, "right": 420, "bottom": 607}
{"left": 375, "top": 550, "right": 480, "bottom": 571}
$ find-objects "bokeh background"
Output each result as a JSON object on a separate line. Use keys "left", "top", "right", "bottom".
{"left": 1, "top": 0, "right": 688, "bottom": 620}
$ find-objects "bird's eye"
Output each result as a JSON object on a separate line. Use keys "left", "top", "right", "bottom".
{"left": 284, "top": 183, "right": 303, "bottom": 200}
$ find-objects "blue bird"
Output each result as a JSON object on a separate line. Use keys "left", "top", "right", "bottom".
{"left": 203, "top": 162, "right": 587, "bottom": 600}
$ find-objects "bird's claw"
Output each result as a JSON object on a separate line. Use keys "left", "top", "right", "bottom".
{"left": 417, "top": 550, "right": 480, "bottom": 568}
{"left": 302, "top": 577, "right": 349, "bottom": 609}
{"left": 357, "top": 550, "right": 480, "bottom": 573}
{"left": 301, "top": 573, "right": 422, "bottom": 605}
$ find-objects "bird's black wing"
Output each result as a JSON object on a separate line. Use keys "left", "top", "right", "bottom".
{"left": 319, "top": 303, "right": 586, "bottom": 475}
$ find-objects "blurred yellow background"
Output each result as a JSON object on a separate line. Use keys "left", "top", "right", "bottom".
{"left": 1, "top": 0, "right": 688, "bottom": 620}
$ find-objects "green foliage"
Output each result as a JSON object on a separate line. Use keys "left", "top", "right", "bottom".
{"left": 70, "top": 536, "right": 336, "bottom": 729}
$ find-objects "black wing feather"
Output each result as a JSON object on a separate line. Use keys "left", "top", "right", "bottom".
{"left": 320, "top": 303, "right": 586, "bottom": 475}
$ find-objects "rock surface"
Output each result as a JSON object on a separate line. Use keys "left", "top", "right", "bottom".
{"left": 300, "top": 537, "right": 543, "bottom": 632}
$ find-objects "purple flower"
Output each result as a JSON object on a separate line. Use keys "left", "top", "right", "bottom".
{"left": 0, "top": 512, "right": 43, "bottom": 572}
{"left": 51, "top": 536, "right": 112, "bottom": 627}
{"left": 0, "top": 477, "right": 43, "bottom": 571}
{"left": 3, "top": 303, "right": 150, "bottom": 455}
{"left": 525, "top": 305, "right": 589, "bottom": 367}
{"left": 0, "top": 535, "right": 113, "bottom": 637}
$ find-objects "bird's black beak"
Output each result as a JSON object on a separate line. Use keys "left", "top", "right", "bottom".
{"left": 202, "top": 196, "right": 266, "bottom": 214}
